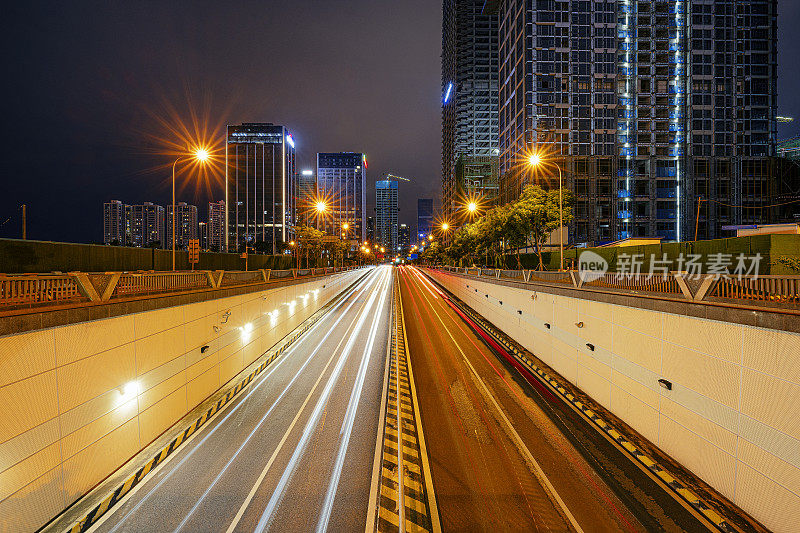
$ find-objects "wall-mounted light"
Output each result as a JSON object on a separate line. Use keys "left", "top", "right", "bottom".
{"left": 116, "top": 381, "right": 139, "bottom": 407}
{"left": 575, "top": 322, "right": 584, "bottom": 328}
{"left": 201, "top": 345, "right": 210, "bottom": 353}
{"left": 658, "top": 379, "right": 673, "bottom": 391}
{"left": 517, "top": 310, "right": 523, "bottom": 315}
{"left": 586, "top": 343, "right": 595, "bottom": 351}
{"left": 544, "top": 323, "right": 551, "bottom": 329}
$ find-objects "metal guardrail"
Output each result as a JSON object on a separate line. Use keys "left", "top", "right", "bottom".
{"left": 433, "top": 266, "right": 800, "bottom": 306}
{"left": 0, "top": 266, "right": 360, "bottom": 310}
{"left": 0, "top": 274, "right": 85, "bottom": 307}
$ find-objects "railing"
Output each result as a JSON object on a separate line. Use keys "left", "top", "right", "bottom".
{"left": 0, "top": 266, "right": 362, "bottom": 310}
{"left": 0, "top": 274, "right": 86, "bottom": 307}
{"left": 115, "top": 271, "right": 209, "bottom": 297}
{"left": 432, "top": 265, "right": 800, "bottom": 307}
{"left": 218, "top": 270, "right": 265, "bottom": 286}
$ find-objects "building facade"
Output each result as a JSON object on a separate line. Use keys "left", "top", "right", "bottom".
{"left": 417, "top": 198, "right": 434, "bottom": 242}
{"left": 442, "top": 0, "right": 500, "bottom": 225}
{"left": 376, "top": 180, "right": 398, "bottom": 252}
{"left": 225, "top": 123, "right": 297, "bottom": 253}
{"left": 398, "top": 223, "right": 411, "bottom": 254}
{"left": 208, "top": 200, "right": 225, "bottom": 252}
{"left": 496, "top": 0, "right": 778, "bottom": 243}
{"left": 166, "top": 202, "right": 198, "bottom": 250}
{"left": 130, "top": 203, "right": 165, "bottom": 248}
{"left": 366, "top": 216, "right": 375, "bottom": 243}
{"left": 316, "top": 153, "right": 367, "bottom": 243}
{"left": 103, "top": 200, "right": 131, "bottom": 245}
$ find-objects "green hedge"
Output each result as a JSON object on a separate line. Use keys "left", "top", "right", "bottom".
{"left": 0, "top": 239, "right": 294, "bottom": 273}
{"left": 459, "top": 234, "right": 800, "bottom": 275}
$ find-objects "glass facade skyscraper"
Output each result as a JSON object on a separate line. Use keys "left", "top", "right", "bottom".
{"left": 376, "top": 180, "right": 398, "bottom": 252}
{"left": 496, "top": 0, "right": 778, "bottom": 243}
{"left": 442, "top": 0, "right": 500, "bottom": 224}
{"left": 316, "top": 152, "right": 367, "bottom": 244}
{"left": 225, "top": 123, "right": 297, "bottom": 253}
{"left": 417, "top": 198, "right": 434, "bottom": 242}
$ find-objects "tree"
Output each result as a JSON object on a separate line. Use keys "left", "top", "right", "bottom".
{"left": 518, "top": 185, "right": 574, "bottom": 270}
{"left": 293, "top": 225, "right": 324, "bottom": 268}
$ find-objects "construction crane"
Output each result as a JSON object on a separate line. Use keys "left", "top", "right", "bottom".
{"left": 380, "top": 172, "right": 411, "bottom": 182}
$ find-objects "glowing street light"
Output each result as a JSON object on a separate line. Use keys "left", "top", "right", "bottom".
{"left": 315, "top": 201, "right": 328, "bottom": 214}
{"left": 171, "top": 147, "right": 211, "bottom": 271}
{"left": 441, "top": 222, "right": 450, "bottom": 232}
{"left": 467, "top": 202, "right": 478, "bottom": 213}
{"left": 527, "top": 150, "right": 564, "bottom": 271}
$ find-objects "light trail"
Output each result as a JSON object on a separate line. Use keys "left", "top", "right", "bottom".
{"left": 101, "top": 269, "right": 378, "bottom": 533}
{"left": 252, "top": 267, "right": 389, "bottom": 533}
{"left": 316, "top": 268, "right": 391, "bottom": 532}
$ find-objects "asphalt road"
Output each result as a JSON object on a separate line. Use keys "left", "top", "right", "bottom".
{"left": 398, "top": 266, "right": 709, "bottom": 533}
{"left": 89, "top": 265, "right": 393, "bottom": 533}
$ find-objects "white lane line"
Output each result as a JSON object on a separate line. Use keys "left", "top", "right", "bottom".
{"left": 316, "top": 269, "right": 391, "bottom": 532}
{"left": 225, "top": 269, "right": 387, "bottom": 533}
{"left": 413, "top": 273, "right": 585, "bottom": 533}
{"left": 364, "top": 275, "right": 394, "bottom": 533}
{"left": 171, "top": 292, "right": 359, "bottom": 533}
{"left": 253, "top": 268, "right": 388, "bottom": 533}
{"left": 90, "top": 270, "right": 377, "bottom": 533}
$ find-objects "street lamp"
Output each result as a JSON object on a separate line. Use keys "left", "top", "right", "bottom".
{"left": 441, "top": 222, "right": 449, "bottom": 232}
{"left": 171, "top": 148, "right": 210, "bottom": 271}
{"left": 527, "top": 151, "right": 564, "bottom": 271}
{"left": 467, "top": 202, "right": 478, "bottom": 214}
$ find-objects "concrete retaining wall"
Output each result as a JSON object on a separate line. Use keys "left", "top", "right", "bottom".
{"left": 0, "top": 268, "right": 364, "bottom": 531}
{"left": 427, "top": 269, "right": 800, "bottom": 533}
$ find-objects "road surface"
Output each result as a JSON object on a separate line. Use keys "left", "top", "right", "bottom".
{"left": 88, "top": 266, "right": 392, "bottom": 533}
{"left": 398, "top": 265, "right": 711, "bottom": 533}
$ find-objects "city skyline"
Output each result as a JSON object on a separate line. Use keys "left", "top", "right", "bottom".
{"left": 5, "top": 2, "right": 800, "bottom": 245}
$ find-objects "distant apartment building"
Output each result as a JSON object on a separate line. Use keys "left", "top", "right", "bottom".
{"left": 417, "top": 198, "right": 433, "bottom": 242}
{"left": 166, "top": 202, "right": 198, "bottom": 250}
{"left": 208, "top": 200, "right": 225, "bottom": 252}
{"left": 442, "top": 0, "right": 500, "bottom": 224}
{"left": 130, "top": 203, "right": 165, "bottom": 248}
{"left": 494, "top": 0, "right": 779, "bottom": 243}
{"left": 376, "top": 180, "right": 398, "bottom": 252}
{"left": 226, "top": 123, "right": 297, "bottom": 253}
{"left": 316, "top": 152, "right": 367, "bottom": 243}
{"left": 103, "top": 200, "right": 131, "bottom": 245}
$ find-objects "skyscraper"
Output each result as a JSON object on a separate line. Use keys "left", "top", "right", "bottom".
{"left": 417, "top": 198, "right": 433, "bottom": 242}
{"left": 376, "top": 180, "right": 398, "bottom": 252}
{"left": 366, "top": 216, "right": 375, "bottom": 243}
{"left": 398, "top": 223, "right": 411, "bottom": 254}
{"left": 496, "top": 0, "right": 778, "bottom": 243}
{"left": 130, "top": 202, "right": 165, "bottom": 248}
{"left": 208, "top": 200, "right": 225, "bottom": 252}
{"left": 226, "top": 123, "right": 297, "bottom": 253}
{"left": 103, "top": 200, "right": 131, "bottom": 245}
{"left": 316, "top": 153, "right": 367, "bottom": 243}
{"left": 166, "top": 202, "right": 198, "bottom": 250}
{"left": 298, "top": 169, "right": 317, "bottom": 225}
{"left": 442, "top": 0, "right": 499, "bottom": 224}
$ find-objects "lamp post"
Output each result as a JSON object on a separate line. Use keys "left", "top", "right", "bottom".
{"left": 172, "top": 148, "right": 209, "bottom": 271}
{"left": 528, "top": 153, "right": 564, "bottom": 271}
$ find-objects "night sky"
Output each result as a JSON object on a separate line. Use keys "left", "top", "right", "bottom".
{"left": 4, "top": 1, "right": 800, "bottom": 243}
